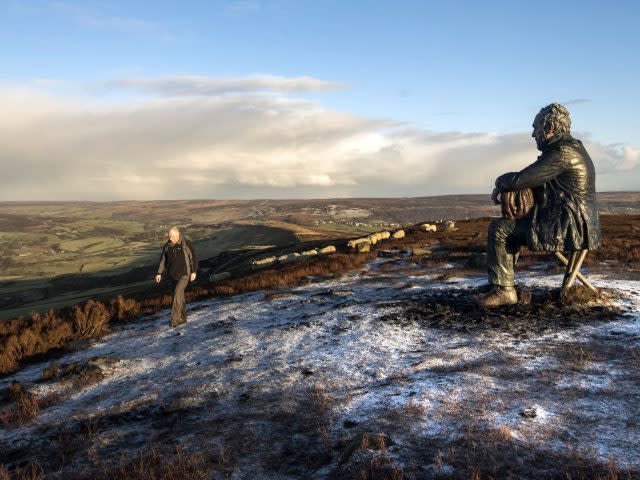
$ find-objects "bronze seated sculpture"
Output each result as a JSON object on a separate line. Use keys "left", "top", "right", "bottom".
{"left": 476, "top": 103, "right": 600, "bottom": 307}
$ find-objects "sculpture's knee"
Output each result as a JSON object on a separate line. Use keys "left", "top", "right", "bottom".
{"left": 488, "top": 218, "right": 513, "bottom": 245}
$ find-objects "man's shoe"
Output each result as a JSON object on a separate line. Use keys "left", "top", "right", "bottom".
{"left": 170, "top": 317, "right": 187, "bottom": 328}
{"left": 475, "top": 286, "right": 518, "bottom": 307}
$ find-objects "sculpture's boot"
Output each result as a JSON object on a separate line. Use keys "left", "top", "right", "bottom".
{"left": 475, "top": 286, "right": 518, "bottom": 307}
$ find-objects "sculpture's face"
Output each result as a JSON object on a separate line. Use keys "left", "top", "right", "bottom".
{"left": 532, "top": 114, "right": 549, "bottom": 150}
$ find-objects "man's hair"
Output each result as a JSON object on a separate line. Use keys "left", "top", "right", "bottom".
{"left": 169, "top": 226, "right": 180, "bottom": 235}
{"left": 537, "top": 103, "right": 571, "bottom": 136}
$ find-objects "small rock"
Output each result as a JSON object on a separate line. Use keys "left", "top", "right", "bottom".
{"left": 412, "top": 248, "right": 432, "bottom": 256}
{"left": 419, "top": 223, "right": 437, "bottom": 232}
{"left": 347, "top": 238, "right": 370, "bottom": 249}
{"left": 357, "top": 242, "right": 371, "bottom": 253}
{"left": 301, "top": 367, "right": 314, "bottom": 376}
{"left": 520, "top": 407, "right": 537, "bottom": 418}
{"left": 252, "top": 256, "right": 277, "bottom": 268}
{"left": 332, "top": 290, "right": 354, "bottom": 296}
{"left": 278, "top": 253, "right": 301, "bottom": 263}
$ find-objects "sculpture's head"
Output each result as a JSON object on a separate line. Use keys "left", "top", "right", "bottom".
{"left": 532, "top": 103, "right": 571, "bottom": 150}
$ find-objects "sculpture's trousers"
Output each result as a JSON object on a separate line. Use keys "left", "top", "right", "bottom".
{"left": 487, "top": 218, "right": 529, "bottom": 287}
{"left": 170, "top": 275, "right": 189, "bottom": 326}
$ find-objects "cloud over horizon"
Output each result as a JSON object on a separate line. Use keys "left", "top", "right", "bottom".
{"left": 1, "top": 77, "right": 638, "bottom": 201}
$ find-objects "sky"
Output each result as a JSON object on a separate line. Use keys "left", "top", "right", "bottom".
{"left": 1, "top": 0, "right": 639, "bottom": 200}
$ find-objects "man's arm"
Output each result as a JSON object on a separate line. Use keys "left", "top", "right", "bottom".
{"left": 496, "top": 151, "right": 567, "bottom": 192}
{"left": 186, "top": 239, "right": 198, "bottom": 281}
{"left": 155, "top": 244, "right": 167, "bottom": 283}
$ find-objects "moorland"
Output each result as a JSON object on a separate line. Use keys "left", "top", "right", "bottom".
{"left": 1, "top": 204, "right": 639, "bottom": 479}
{"left": 1, "top": 192, "right": 638, "bottom": 320}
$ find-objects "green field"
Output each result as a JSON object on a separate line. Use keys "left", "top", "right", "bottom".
{"left": 0, "top": 202, "right": 332, "bottom": 320}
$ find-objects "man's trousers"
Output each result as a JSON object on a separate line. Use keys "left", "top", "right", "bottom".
{"left": 487, "top": 217, "right": 529, "bottom": 288}
{"left": 170, "top": 275, "right": 189, "bottom": 326}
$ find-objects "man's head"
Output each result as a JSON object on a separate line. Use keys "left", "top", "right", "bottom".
{"left": 532, "top": 103, "right": 571, "bottom": 150}
{"left": 168, "top": 227, "right": 180, "bottom": 244}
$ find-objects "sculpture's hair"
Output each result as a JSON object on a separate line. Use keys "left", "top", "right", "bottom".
{"left": 537, "top": 103, "right": 571, "bottom": 136}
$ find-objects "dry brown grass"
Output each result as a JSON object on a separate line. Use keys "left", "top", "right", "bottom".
{"left": 19, "top": 392, "right": 39, "bottom": 418}
{"left": 0, "top": 465, "right": 45, "bottom": 480}
{"left": 355, "top": 449, "right": 404, "bottom": 480}
{"left": 71, "top": 300, "right": 110, "bottom": 338}
{"left": 98, "top": 446, "right": 215, "bottom": 480}
{"left": 380, "top": 215, "right": 640, "bottom": 268}
{"left": 0, "top": 390, "right": 40, "bottom": 427}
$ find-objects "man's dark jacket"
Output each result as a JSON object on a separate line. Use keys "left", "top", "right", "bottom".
{"left": 157, "top": 238, "right": 198, "bottom": 281}
{"left": 495, "top": 134, "right": 600, "bottom": 252}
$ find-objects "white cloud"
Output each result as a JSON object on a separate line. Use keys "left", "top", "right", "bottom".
{"left": 0, "top": 79, "right": 637, "bottom": 201}
{"left": 105, "top": 75, "right": 345, "bottom": 96}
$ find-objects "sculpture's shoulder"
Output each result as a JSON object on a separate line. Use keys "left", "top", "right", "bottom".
{"left": 544, "top": 136, "right": 586, "bottom": 165}
{"left": 558, "top": 136, "right": 584, "bottom": 154}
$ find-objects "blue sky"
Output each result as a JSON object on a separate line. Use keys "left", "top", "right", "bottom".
{"left": 1, "top": 0, "right": 638, "bottom": 200}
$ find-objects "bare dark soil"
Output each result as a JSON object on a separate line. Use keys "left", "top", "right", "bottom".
{"left": 380, "top": 286, "right": 626, "bottom": 335}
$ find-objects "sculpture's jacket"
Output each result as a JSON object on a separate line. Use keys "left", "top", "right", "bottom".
{"left": 495, "top": 134, "right": 600, "bottom": 252}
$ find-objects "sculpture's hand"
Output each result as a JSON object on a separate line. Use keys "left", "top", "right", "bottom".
{"left": 491, "top": 188, "right": 501, "bottom": 205}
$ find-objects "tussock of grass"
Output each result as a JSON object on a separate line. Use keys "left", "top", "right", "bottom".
{"left": 0, "top": 464, "right": 44, "bottom": 480}
{"left": 559, "top": 284, "right": 609, "bottom": 305}
{"left": 99, "top": 447, "right": 215, "bottom": 480}
{"left": 0, "top": 390, "right": 40, "bottom": 428}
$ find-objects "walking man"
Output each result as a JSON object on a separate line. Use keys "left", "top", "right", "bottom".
{"left": 155, "top": 227, "right": 198, "bottom": 326}
{"left": 475, "top": 103, "right": 600, "bottom": 307}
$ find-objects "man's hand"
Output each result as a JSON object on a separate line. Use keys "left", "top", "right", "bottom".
{"left": 190, "top": 272, "right": 196, "bottom": 282}
{"left": 491, "top": 187, "right": 501, "bottom": 205}
{"left": 155, "top": 274, "right": 161, "bottom": 284}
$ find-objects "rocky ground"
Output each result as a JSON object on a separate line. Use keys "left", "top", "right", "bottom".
{"left": 1, "top": 253, "right": 639, "bottom": 479}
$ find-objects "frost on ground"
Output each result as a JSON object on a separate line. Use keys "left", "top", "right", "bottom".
{"left": 1, "top": 256, "right": 639, "bottom": 479}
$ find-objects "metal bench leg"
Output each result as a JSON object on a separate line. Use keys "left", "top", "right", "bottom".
{"left": 561, "top": 251, "right": 577, "bottom": 291}
{"left": 554, "top": 251, "right": 597, "bottom": 292}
